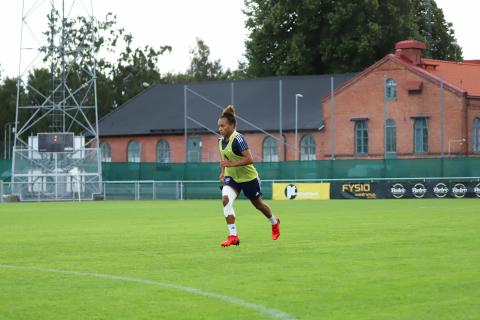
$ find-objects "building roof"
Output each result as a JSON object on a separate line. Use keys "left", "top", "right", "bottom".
{"left": 98, "top": 74, "right": 355, "bottom": 137}
{"left": 323, "top": 53, "right": 478, "bottom": 101}
{"left": 421, "top": 59, "right": 480, "bottom": 97}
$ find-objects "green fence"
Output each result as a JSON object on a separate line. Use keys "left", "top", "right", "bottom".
{"left": 0, "top": 161, "right": 11, "bottom": 181}
{"left": 100, "top": 158, "right": 480, "bottom": 181}
{"left": 1, "top": 158, "right": 479, "bottom": 183}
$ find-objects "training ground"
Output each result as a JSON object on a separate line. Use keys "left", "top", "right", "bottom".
{"left": 0, "top": 199, "right": 479, "bottom": 320}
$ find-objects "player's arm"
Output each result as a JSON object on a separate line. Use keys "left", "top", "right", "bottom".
{"left": 219, "top": 165, "right": 225, "bottom": 182}
{"left": 221, "top": 149, "right": 253, "bottom": 168}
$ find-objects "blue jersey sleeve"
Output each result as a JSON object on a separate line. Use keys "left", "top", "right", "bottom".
{"left": 232, "top": 134, "right": 249, "bottom": 156}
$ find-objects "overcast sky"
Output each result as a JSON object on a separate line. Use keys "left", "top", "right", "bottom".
{"left": 0, "top": 0, "right": 478, "bottom": 79}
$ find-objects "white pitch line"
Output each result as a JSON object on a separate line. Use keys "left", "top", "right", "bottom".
{"left": 0, "top": 264, "right": 296, "bottom": 320}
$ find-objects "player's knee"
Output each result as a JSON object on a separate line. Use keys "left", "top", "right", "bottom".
{"left": 222, "top": 195, "right": 229, "bottom": 207}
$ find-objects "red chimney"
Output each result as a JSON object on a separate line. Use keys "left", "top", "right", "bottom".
{"left": 394, "top": 40, "right": 426, "bottom": 65}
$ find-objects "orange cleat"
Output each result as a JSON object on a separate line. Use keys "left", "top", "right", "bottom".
{"left": 221, "top": 235, "right": 240, "bottom": 247}
{"left": 272, "top": 218, "right": 281, "bottom": 240}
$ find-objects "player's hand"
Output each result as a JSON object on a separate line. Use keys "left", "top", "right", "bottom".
{"left": 220, "top": 160, "right": 231, "bottom": 168}
{"left": 219, "top": 173, "right": 224, "bottom": 182}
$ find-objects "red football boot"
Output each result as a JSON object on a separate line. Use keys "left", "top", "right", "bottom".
{"left": 272, "top": 218, "right": 281, "bottom": 240}
{"left": 221, "top": 235, "right": 240, "bottom": 247}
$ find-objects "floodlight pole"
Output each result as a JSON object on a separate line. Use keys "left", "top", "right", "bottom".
{"left": 295, "top": 94, "right": 303, "bottom": 160}
{"left": 12, "top": 0, "right": 102, "bottom": 201}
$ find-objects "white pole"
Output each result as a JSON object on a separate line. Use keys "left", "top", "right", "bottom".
{"left": 77, "top": 175, "right": 81, "bottom": 202}
{"left": 295, "top": 97, "right": 298, "bottom": 160}
{"left": 330, "top": 77, "right": 335, "bottom": 160}
{"left": 295, "top": 94, "right": 303, "bottom": 160}
{"left": 440, "top": 75, "right": 445, "bottom": 156}
{"left": 279, "top": 80, "right": 283, "bottom": 161}
{"left": 383, "top": 76, "right": 387, "bottom": 159}
{"left": 184, "top": 85, "right": 187, "bottom": 162}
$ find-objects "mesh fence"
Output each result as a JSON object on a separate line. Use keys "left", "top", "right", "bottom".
{"left": 10, "top": 148, "right": 102, "bottom": 201}
{"left": 101, "top": 181, "right": 272, "bottom": 200}
{"left": 100, "top": 158, "right": 480, "bottom": 181}
{"left": 1, "top": 158, "right": 479, "bottom": 201}
{"left": 2, "top": 158, "right": 480, "bottom": 183}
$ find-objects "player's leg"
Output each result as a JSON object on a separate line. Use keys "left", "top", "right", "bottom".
{"left": 220, "top": 184, "right": 240, "bottom": 247}
{"left": 244, "top": 178, "right": 281, "bottom": 240}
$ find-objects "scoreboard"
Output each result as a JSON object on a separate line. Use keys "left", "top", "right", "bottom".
{"left": 38, "top": 133, "right": 74, "bottom": 152}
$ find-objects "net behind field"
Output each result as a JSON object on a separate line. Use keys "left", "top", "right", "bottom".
{"left": 100, "top": 158, "right": 480, "bottom": 181}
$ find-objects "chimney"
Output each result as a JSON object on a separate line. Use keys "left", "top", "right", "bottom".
{"left": 394, "top": 40, "right": 426, "bottom": 65}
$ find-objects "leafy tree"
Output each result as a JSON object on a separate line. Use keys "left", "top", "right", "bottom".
{"left": 414, "top": 0, "right": 462, "bottom": 60}
{"left": 187, "top": 38, "right": 225, "bottom": 82}
{"left": 243, "top": 0, "right": 463, "bottom": 76}
{"left": 162, "top": 38, "right": 245, "bottom": 84}
{"left": 0, "top": 77, "right": 24, "bottom": 158}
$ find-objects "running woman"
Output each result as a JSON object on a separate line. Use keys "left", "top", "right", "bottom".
{"left": 218, "top": 105, "right": 280, "bottom": 247}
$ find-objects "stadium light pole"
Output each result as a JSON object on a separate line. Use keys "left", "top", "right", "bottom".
{"left": 295, "top": 94, "right": 303, "bottom": 160}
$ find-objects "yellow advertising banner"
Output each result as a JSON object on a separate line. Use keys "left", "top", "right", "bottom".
{"left": 272, "top": 183, "right": 330, "bottom": 200}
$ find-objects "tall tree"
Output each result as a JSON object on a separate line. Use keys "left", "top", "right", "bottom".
{"left": 163, "top": 38, "right": 242, "bottom": 84}
{"left": 244, "top": 0, "right": 462, "bottom": 76}
{"left": 187, "top": 38, "right": 227, "bottom": 82}
{"left": 414, "top": 0, "right": 462, "bottom": 60}
{"left": 0, "top": 77, "right": 24, "bottom": 158}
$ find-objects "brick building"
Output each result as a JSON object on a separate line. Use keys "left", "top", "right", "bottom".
{"left": 98, "top": 40, "right": 480, "bottom": 163}
{"left": 97, "top": 74, "right": 355, "bottom": 163}
{"left": 322, "top": 40, "right": 480, "bottom": 159}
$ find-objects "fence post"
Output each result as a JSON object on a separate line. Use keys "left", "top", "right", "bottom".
{"left": 330, "top": 77, "right": 335, "bottom": 160}
{"left": 184, "top": 85, "right": 188, "bottom": 163}
{"left": 152, "top": 181, "right": 156, "bottom": 200}
{"left": 0, "top": 180, "right": 3, "bottom": 203}
{"left": 279, "top": 79, "right": 283, "bottom": 161}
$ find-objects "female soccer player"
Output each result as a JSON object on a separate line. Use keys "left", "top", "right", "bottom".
{"left": 218, "top": 105, "right": 280, "bottom": 247}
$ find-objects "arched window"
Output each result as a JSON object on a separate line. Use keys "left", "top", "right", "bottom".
{"left": 414, "top": 118, "right": 428, "bottom": 153}
{"left": 100, "top": 141, "right": 111, "bottom": 162}
{"left": 385, "top": 78, "right": 397, "bottom": 100}
{"left": 127, "top": 140, "right": 141, "bottom": 162}
{"left": 386, "top": 119, "right": 397, "bottom": 154}
{"left": 263, "top": 137, "right": 278, "bottom": 162}
{"left": 355, "top": 120, "right": 368, "bottom": 155}
{"left": 156, "top": 140, "right": 170, "bottom": 163}
{"left": 473, "top": 118, "right": 480, "bottom": 153}
{"left": 300, "top": 135, "right": 316, "bottom": 160}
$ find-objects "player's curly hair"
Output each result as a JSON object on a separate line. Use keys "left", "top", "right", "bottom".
{"left": 220, "top": 105, "right": 236, "bottom": 126}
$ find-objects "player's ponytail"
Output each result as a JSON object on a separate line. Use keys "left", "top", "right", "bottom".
{"left": 220, "top": 105, "right": 236, "bottom": 126}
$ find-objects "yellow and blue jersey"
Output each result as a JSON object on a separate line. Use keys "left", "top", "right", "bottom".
{"left": 219, "top": 131, "right": 258, "bottom": 183}
{"left": 220, "top": 133, "right": 249, "bottom": 156}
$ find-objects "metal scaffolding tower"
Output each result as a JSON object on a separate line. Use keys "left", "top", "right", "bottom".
{"left": 12, "top": 0, "right": 102, "bottom": 201}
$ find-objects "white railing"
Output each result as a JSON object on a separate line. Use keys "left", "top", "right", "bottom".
{"left": 1, "top": 177, "right": 479, "bottom": 202}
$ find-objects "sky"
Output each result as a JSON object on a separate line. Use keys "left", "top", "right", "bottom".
{"left": 0, "top": 0, "right": 478, "bottom": 79}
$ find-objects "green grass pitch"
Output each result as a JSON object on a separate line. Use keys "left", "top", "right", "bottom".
{"left": 0, "top": 199, "right": 479, "bottom": 320}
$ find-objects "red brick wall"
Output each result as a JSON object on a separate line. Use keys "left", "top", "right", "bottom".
{"left": 322, "top": 58, "right": 469, "bottom": 159}
{"left": 100, "top": 130, "right": 324, "bottom": 163}
{"left": 101, "top": 58, "right": 478, "bottom": 162}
